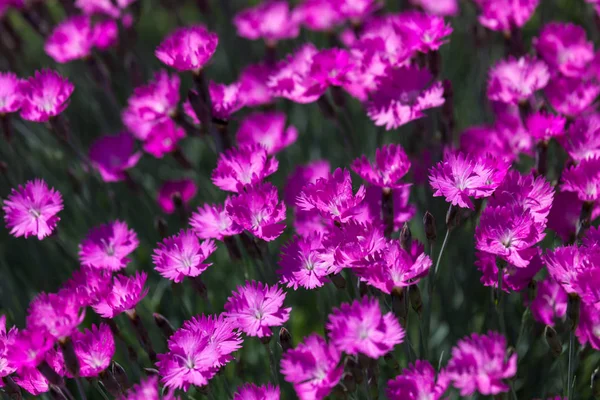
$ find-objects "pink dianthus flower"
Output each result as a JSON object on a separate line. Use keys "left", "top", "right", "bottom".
{"left": 79, "top": 220, "right": 139, "bottom": 271}
{"left": 121, "top": 376, "right": 179, "bottom": 400}
{"left": 545, "top": 76, "right": 600, "bottom": 117}
{"left": 233, "top": 383, "right": 280, "bottom": 400}
{"left": 26, "top": 289, "right": 84, "bottom": 340}
{"left": 278, "top": 234, "right": 329, "bottom": 290}
{"left": 351, "top": 144, "right": 411, "bottom": 189}
{"left": 212, "top": 145, "right": 278, "bottom": 193}
{"left": 233, "top": 1, "right": 300, "bottom": 43}
{"left": 155, "top": 25, "right": 218, "bottom": 72}
{"left": 20, "top": 69, "right": 74, "bottom": 122}
{"left": 535, "top": 22, "right": 594, "bottom": 78}
{"left": 487, "top": 57, "right": 549, "bottom": 104}
{"left": 387, "top": 360, "right": 449, "bottom": 400}
{"left": 531, "top": 277, "right": 568, "bottom": 327}
{"left": 157, "top": 179, "right": 197, "bottom": 214}
{"left": 71, "top": 323, "right": 115, "bottom": 377}
{"left": 474, "top": 0, "right": 539, "bottom": 32}
{"left": 0, "top": 71, "right": 23, "bottom": 114}
{"left": 92, "top": 272, "right": 148, "bottom": 318}
{"left": 190, "top": 200, "right": 242, "bottom": 241}
{"left": 0, "top": 315, "right": 17, "bottom": 381}
{"left": 561, "top": 156, "right": 600, "bottom": 202}
{"left": 236, "top": 111, "right": 298, "bottom": 154}
{"left": 526, "top": 111, "right": 566, "bottom": 142}
{"left": 89, "top": 132, "right": 142, "bottom": 182}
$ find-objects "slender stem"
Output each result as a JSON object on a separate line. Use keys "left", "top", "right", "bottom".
{"left": 363, "top": 369, "right": 372, "bottom": 400}
{"left": 265, "top": 341, "right": 279, "bottom": 385}
{"left": 93, "top": 380, "right": 111, "bottom": 400}
{"left": 75, "top": 378, "right": 87, "bottom": 400}
{"left": 496, "top": 265, "right": 506, "bottom": 335}
{"left": 432, "top": 228, "right": 451, "bottom": 280}
{"left": 567, "top": 330, "right": 576, "bottom": 399}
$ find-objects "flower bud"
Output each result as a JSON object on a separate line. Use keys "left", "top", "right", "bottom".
{"left": 544, "top": 326, "right": 562, "bottom": 357}
{"left": 153, "top": 313, "right": 175, "bottom": 339}
{"left": 60, "top": 337, "right": 80, "bottom": 377}
{"left": 400, "top": 222, "right": 412, "bottom": 251}
{"left": 279, "top": 327, "right": 293, "bottom": 353}
{"left": 154, "top": 216, "right": 168, "bottom": 239}
{"left": 567, "top": 294, "right": 581, "bottom": 331}
{"left": 110, "top": 362, "right": 129, "bottom": 391}
{"left": 423, "top": 211, "right": 437, "bottom": 242}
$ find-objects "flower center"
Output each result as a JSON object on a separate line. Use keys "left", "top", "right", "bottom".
{"left": 28, "top": 208, "right": 41, "bottom": 219}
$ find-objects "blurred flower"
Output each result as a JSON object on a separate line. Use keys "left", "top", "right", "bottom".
{"left": 227, "top": 182, "right": 287, "bottom": 241}
{"left": 475, "top": 206, "right": 541, "bottom": 268}
{"left": 576, "top": 302, "right": 600, "bottom": 350}
{"left": 278, "top": 234, "right": 329, "bottom": 290}
{"left": 355, "top": 241, "right": 432, "bottom": 294}
{"left": 357, "top": 185, "right": 416, "bottom": 231}
{"left": 387, "top": 360, "right": 449, "bottom": 400}
{"left": 237, "top": 111, "right": 298, "bottom": 154}
{"left": 294, "top": 0, "right": 343, "bottom": 31}
{"left": 352, "top": 144, "right": 411, "bottom": 189}
{"left": 79, "top": 220, "right": 139, "bottom": 271}
{"left": 238, "top": 63, "right": 275, "bottom": 107}
{"left": 409, "top": 0, "right": 458, "bottom": 16}
{"left": 2, "top": 179, "right": 63, "bottom": 240}
{"left": 89, "top": 132, "right": 142, "bottom": 182}
{"left": 561, "top": 156, "right": 600, "bottom": 202}
{"left": 233, "top": 383, "right": 280, "bottom": 400}
{"left": 64, "top": 267, "right": 112, "bottom": 307}
{"left": 268, "top": 44, "right": 322, "bottom": 104}
{"left": 13, "top": 367, "right": 49, "bottom": 395}
{"left": 121, "top": 376, "right": 180, "bottom": 400}
{"left": 158, "top": 179, "right": 197, "bottom": 214}
{"left": 92, "top": 272, "right": 148, "bottom": 318}
{"left": 396, "top": 11, "right": 453, "bottom": 52}
{"left": 280, "top": 333, "right": 343, "bottom": 400}
{"left": 429, "top": 152, "right": 508, "bottom": 209}
{"left": 559, "top": 113, "right": 600, "bottom": 162}
{"left": 487, "top": 57, "right": 549, "bottom": 104}
{"left": 72, "top": 323, "right": 115, "bottom": 377}
{"left": 190, "top": 200, "right": 242, "bottom": 241}
{"left": 526, "top": 111, "right": 566, "bottom": 142}
{"left": 367, "top": 66, "right": 444, "bottom": 130}
{"left": 92, "top": 19, "right": 119, "bottom": 50}
{"left": 20, "top": 69, "right": 74, "bottom": 122}
{"left": 304, "top": 48, "right": 355, "bottom": 97}
{"left": 224, "top": 280, "right": 291, "bottom": 338}
{"left": 535, "top": 22, "right": 594, "bottom": 78}
{"left": 7, "top": 328, "right": 54, "bottom": 369}
{"left": 45, "top": 16, "right": 99, "bottom": 63}
{"left": 531, "top": 277, "right": 568, "bottom": 326}
{"left": 476, "top": 251, "right": 543, "bottom": 292}
{"left": 152, "top": 230, "right": 216, "bottom": 283}
{"left": 285, "top": 160, "right": 331, "bottom": 206}
{"left": 338, "top": 0, "right": 380, "bottom": 20}
{"left": 155, "top": 25, "right": 218, "bottom": 72}
{"left": 548, "top": 191, "right": 600, "bottom": 242}
{"left": 0, "top": 71, "right": 23, "bottom": 114}
{"left": 75, "top": 0, "right": 136, "bottom": 18}
{"left": 157, "top": 315, "right": 242, "bottom": 391}
{"left": 209, "top": 81, "right": 244, "bottom": 120}
{"left": 212, "top": 145, "right": 279, "bottom": 193}
{"left": 296, "top": 168, "right": 365, "bottom": 224}
{"left": 233, "top": 0, "right": 300, "bottom": 43}
{"left": 0, "top": 315, "right": 17, "bottom": 381}
{"left": 142, "top": 120, "right": 186, "bottom": 158}
{"left": 545, "top": 76, "right": 600, "bottom": 117}
{"left": 544, "top": 246, "right": 589, "bottom": 294}
{"left": 473, "top": 0, "right": 539, "bottom": 32}
{"left": 122, "top": 70, "right": 180, "bottom": 141}
{"left": 27, "top": 289, "right": 84, "bottom": 340}
{"left": 445, "top": 331, "right": 517, "bottom": 396}
{"left": 327, "top": 296, "right": 404, "bottom": 358}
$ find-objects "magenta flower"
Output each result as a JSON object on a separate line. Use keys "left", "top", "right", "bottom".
{"left": 410, "top": 0, "right": 458, "bottom": 16}
{"left": 155, "top": 25, "right": 218, "bottom": 72}
{"left": 267, "top": 44, "right": 322, "bottom": 104}
{"left": 92, "top": 272, "right": 148, "bottom": 318}
{"left": 548, "top": 191, "right": 599, "bottom": 242}
{"left": 7, "top": 328, "right": 54, "bottom": 370}
{"left": 26, "top": 289, "right": 85, "bottom": 340}
{"left": 429, "top": 152, "right": 508, "bottom": 209}
{"left": 487, "top": 57, "right": 549, "bottom": 104}
{"left": 190, "top": 200, "right": 242, "bottom": 241}
{"left": 158, "top": 179, "right": 197, "bottom": 214}
{"left": 233, "top": 383, "right": 280, "bottom": 400}
{"left": 157, "top": 315, "right": 242, "bottom": 391}
{"left": 233, "top": 1, "right": 300, "bottom": 43}
{"left": 526, "top": 111, "right": 566, "bottom": 142}
{"left": 0, "top": 72, "right": 23, "bottom": 114}
{"left": 387, "top": 360, "right": 449, "bottom": 400}
{"left": 122, "top": 70, "right": 180, "bottom": 141}
{"left": 474, "top": 0, "right": 539, "bottom": 32}
{"left": 13, "top": 367, "right": 49, "bottom": 396}
{"left": 356, "top": 241, "right": 432, "bottom": 294}
{"left": 75, "top": 0, "right": 136, "bottom": 18}
{"left": 92, "top": 19, "right": 119, "bottom": 50}
{"left": 545, "top": 246, "right": 590, "bottom": 295}
{"left": 79, "top": 220, "right": 139, "bottom": 271}
{"left": 475, "top": 206, "right": 541, "bottom": 268}
{"left": 64, "top": 267, "right": 112, "bottom": 307}
{"left": 227, "top": 182, "right": 287, "bottom": 241}
{"left": 295, "top": 0, "right": 343, "bottom": 31}
{"left": 236, "top": 111, "right": 298, "bottom": 154}
{"left": 278, "top": 234, "right": 329, "bottom": 290}
{"left": 327, "top": 296, "right": 404, "bottom": 358}
{"left": 352, "top": 144, "right": 411, "bottom": 189}
{"left": 367, "top": 66, "right": 444, "bottom": 130}
{"left": 296, "top": 168, "right": 366, "bottom": 224}
{"left": 224, "top": 281, "right": 291, "bottom": 338}
{"left": 285, "top": 160, "right": 331, "bottom": 207}
{"left": 71, "top": 323, "right": 114, "bottom": 377}
{"left": 212, "top": 145, "right": 279, "bottom": 193}
{"left": 358, "top": 185, "right": 416, "bottom": 231}
{"left": 238, "top": 63, "right": 275, "bottom": 107}
{"left": 545, "top": 76, "right": 600, "bottom": 117}
{"left": 209, "top": 81, "right": 245, "bottom": 121}
{"left": 89, "top": 132, "right": 142, "bottom": 182}
{"left": 280, "top": 334, "right": 343, "bottom": 400}
{"left": 535, "top": 22, "right": 594, "bottom": 78}
{"left": 152, "top": 230, "right": 216, "bottom": 283}
{"left": 561, "top": 156, "right": 600, "bottom": 202}
{"left": 559, "top": 114, "right": 600, "bottom": 162}
{"left": 2, "top": 179, "right": 63, "bottom": 240}
{"left": 531, "top": 277, "right": 568, "bottom": 327}
{"left": 576, "top": 302, "right": 600, "bottom": 350}
{"left": 445, "top": 332, "right": 517, "bottom": 396}
{"left": 476, "top": 251, "right": 542, "bottom": 292}
{"left": 141, "top": 120, "right": 186, "bottom": 158}
{"left": 338, "top": 0, "right": 380, "bottom": 20}
{"left": 397, "top": 11, "right": 453, "bottom": 52}
{"left": 45, "top": 16, "right": 95, "bottom": 63}
{"left": 0, "top": 315, "right": 18, "bottom": 381}
{"left": 121, "top": 376, "right": 179, "bottom": 400}
{"left": 20, "top": 69, "right": 74, "bottom": 122}
{"left": 303, "top": 48, "right": 355, "bottom": 97}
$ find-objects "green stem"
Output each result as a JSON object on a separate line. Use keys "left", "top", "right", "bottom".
{"left": 265, "top": 341, "right": 280, "bottom": 385}
{"left": 496, "top": 266, "right": 506, "bottom": 335}
{"left": 567, "top": 330, "right": 576, "bottom": 399}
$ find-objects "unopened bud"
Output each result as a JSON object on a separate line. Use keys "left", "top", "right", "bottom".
{"left": 567, "top": 294, "right": 581, "bottom": 331}
{"left": 400, "top": 222, "right": 412, "bottom": 250}
{"left": 111, "top": 362, "right": 129, "bottom": 391}
{"left": 423, "top": 211, "right": 437, "bottom": 242}
{"left": 409, "top": 285, "right": 423, "bottom": 316}
{"left": 155, "top": 216, "right": 168, "bottom": 239}
{"left": 544, "top": 326, "right": 563, "bottom": 357}
{"left": 279, "top": 327, "right": 293, "bottom": 353}
{"left": 38, "top": 361, "right": 64, "bottom": 387}
{"left": 153, "top": 313, "right": 175, "bottom": 339}
{"left": 60, "top": 338, "right": 80, "bottom": 377}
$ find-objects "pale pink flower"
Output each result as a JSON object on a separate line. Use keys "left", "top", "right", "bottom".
{"left": 487, "top": 57, "right": 549, "bottom": 104}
